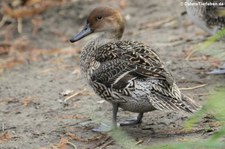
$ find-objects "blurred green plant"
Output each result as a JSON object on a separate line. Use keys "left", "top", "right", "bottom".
{"left": 191, "top": 28, "right": 225, "bottom": 61}
{"left": 109, "top": 128, "right": 141, "bottom": 149}
{"left": 167, "top": 87, "right": 225, "bottom": 149}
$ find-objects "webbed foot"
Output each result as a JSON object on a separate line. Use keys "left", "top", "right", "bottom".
{"left": 92, "top": 122, "right": 114, "bottom": 132}
{"left": 119, "top": 113, "right": 143, "bottom": 126}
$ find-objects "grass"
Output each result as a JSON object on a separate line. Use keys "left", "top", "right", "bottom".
{"left": 194, "top": 28, "right": 225, "bottom": 61}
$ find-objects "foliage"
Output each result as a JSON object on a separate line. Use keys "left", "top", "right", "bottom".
{"left": 196, "top": 28, "right": 225, "bottom": 61}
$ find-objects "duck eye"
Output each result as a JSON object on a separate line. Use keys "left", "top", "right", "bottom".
{"left": 96, "top": 16, "right": 103, "bottom": 21}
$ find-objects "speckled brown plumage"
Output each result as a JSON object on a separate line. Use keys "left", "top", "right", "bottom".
{"left": 70, "top": 6, "right": 200, "bottom": 130}
{"left": 88, "top": 40, "right": 198, "bottom": 112}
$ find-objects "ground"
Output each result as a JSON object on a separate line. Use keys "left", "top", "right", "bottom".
{"left": 0, "top": 0, "right": 225, "bottom": 149}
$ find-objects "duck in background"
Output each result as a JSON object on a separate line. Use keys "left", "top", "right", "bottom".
{"left": 185, "top": 0, "right": 225, "bottom": 74}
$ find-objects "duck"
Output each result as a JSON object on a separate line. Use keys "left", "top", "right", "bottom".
{"left": 70, "top": 6, "right": 200, "bottom": 131}
{"left": 185, "top": 0, "right": 225, "bottom": 74}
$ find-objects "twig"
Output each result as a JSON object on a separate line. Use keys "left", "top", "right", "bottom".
{"left": 192, "top": 93, "right": 210, "bottom": 97}
{"left": 63, "top": 89, "right": 86, "bottom": 102}
{"left": 17, "top": 18, "right": 22, "bottom": 33}
{"left": 100, "top": 139, "right": 114, "bottom": 149}
{"left": 185, "top": 48, "right": 197, "bottom": 60}
{"left": 187, "top": 56, "right": 208, "bottom": 61}
{"left": 0, "top": 15, "right": 10, "bottom": 28}
{"left": 153, "top": 40, "right": 185, "bottom": 47}
{"left": 1, "top": 123, "right": 5, "bottom": 132}
{"left": 67, "top": 141, "right": 77, "bottom": 149}
{"left": 139, "top": 17, "right": 174, "bottom": 30}
{"left": 135, "top": 140, "right": 144, "bottom": 145}
{"left": 180, "top": 84, "right": 207, "bottom": 91}
{"left": 67, "top": 119, "right": 92, "bottom": 127}
{"left": 91, "top": 135, "right": 111, "bottom": 149}
{"left": 0, "top": 126, "right": 16, "bottom": 132}
{"left": 158, "top": 127, "right": 205, "bottom": 135}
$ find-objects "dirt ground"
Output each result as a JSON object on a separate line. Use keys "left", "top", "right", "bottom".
{"left": 0, "top": 0, "right": 225, "bottom": 148}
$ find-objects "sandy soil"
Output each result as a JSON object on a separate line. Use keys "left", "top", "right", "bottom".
{"left": 0, "top": 0, "right": 225, "bottom": 148}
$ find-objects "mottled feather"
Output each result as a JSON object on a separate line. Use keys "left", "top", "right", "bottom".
{"left": 95, "top": 41, "right": 174, "bottom": 85}
{"left": 90, "top": 41, "right": 198, "bottom": 112}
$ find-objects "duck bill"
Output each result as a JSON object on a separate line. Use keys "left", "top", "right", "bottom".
{"left": 70, "top": 24, "right": 93, "bottom": 43}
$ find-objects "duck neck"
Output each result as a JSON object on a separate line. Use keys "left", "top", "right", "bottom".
{"left": 94, "top": 31, "right": 122, "bottom": 47}
{"left": 80, "top": 31, "right": 122, "bottom": 75}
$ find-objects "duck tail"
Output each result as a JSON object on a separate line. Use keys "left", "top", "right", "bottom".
{"left": 181, "top": 94, "right": 201, "bottom": 113}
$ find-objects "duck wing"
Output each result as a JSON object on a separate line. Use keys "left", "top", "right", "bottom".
{"left": 90, "top": 41, "right": 172, "bottom": 101}
{"left": 94, "top": 41, "right": 174, "bottom": 85}
{"left": 91, "top": 41, "right": 200, "bottom": 112}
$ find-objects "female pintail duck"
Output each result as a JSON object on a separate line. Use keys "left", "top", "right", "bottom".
{"left": 70, "top": 6, "right": 200, "bottom": 131}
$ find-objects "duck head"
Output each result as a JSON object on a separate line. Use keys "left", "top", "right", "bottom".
{"left": 70, "top": 6, "right": 125, "bottom": 43}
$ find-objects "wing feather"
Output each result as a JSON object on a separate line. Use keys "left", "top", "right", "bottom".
{"left": 95, "top": 41, "right": 174, "bottom": 85}
{"left": 90, "top": 41, "right": 199, "bottom": 112}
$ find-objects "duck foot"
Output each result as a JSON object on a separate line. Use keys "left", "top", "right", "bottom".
{"left": 119, "top": 113, "right": 143, "bottom": 126}
{"left": 92, "top": 122, "right": 113, "bottom": 132}
{"left": 92, "top": 113, "right": 143, "bottom": 132}
{"left": 92, "top": 118, "right": 142, "bottom": 132}
{"left": 119, "top": 119, "right": 142, "bottom": 126}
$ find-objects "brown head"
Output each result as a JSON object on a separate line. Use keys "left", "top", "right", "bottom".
{"left": 70, "top": 7, "right": 125, "bottom": 43}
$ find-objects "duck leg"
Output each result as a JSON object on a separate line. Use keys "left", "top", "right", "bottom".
{"left": 112, "top": 103, "right": 143, "bottom": 126}
{"left": 113, "top": 103, "right": 144, "bottom": 126}
{"left": 112, "top": 103, "right": 119, "bottom": 127}
{"left": 119, "top": 113, "right": 143, "bottom": 126}
{"left": 92, "top": 104, "right": 143, "bottom": 132}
